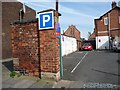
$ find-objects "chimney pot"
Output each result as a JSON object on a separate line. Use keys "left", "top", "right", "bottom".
{"left": 112, "top": 1, "right": 117, "bottom": 8}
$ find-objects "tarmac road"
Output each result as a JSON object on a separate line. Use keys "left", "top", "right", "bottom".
{"left": 62, "top": 50, "right": 120, "bottom": 86}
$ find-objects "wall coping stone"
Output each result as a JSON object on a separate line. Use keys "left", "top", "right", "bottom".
{"left": 10, "top": 18, "right": 38, "bottom": 25}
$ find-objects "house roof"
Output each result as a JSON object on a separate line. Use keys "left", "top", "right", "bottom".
{"left": 95, "top": 6, "right": 120, "bottom": 20}
{"left": 65, "top": 25, "right": 80, "bottom": 33}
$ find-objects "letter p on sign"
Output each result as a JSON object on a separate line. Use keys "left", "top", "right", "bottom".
{"left": 38, "top": 11, "right": 54, "bottom": 30}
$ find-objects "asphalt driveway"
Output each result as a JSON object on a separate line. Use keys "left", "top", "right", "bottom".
{"left": 62, "top": 50, "right": 120, "bottom": 86}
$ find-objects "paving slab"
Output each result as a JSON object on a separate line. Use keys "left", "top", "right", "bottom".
{"left": 52, "top": 80, "right": 72, "bottom": 88}
{"left": 30, "top": 79, "right": 55, "bottom": 88}
{"left": 2, "top": 78, "right": 20, "bottom": 88}
{"left": 12, "top": 79, "right": 35, "bottom": 88}
{"left": 69, "top": 81, "right": 85, "bottom": 88}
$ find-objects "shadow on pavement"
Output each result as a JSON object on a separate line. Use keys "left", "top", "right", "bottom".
{"left": 2, "top": 61, "right": 14, "bottom": 72}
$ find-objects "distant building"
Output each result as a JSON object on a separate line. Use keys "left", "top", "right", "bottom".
{"left": 64, "top": 25, "right": 82, "bottom": 50}
{"left": 89, "top": 29, "right": 96, "bottom": 39}
{"left": 1, "top": 1, "right": 36, "bottom": 60}
{"left": 94, "top": 1, "right": 120, "bottom": 49}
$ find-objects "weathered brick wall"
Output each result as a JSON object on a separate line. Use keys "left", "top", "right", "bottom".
{"left": 40, "top": 30, "right": 60, "bottom": 73}
{"left": 11, "top": 21, "right": 40, "bottom": 76}
{"left": 11, "top": 10, "right": 61, "bottom": 80}
{"left": 11, "top": 19, "right": 60, "bottom": 78}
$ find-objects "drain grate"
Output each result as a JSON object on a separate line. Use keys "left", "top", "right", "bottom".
{"left": 83, "top": 82, "right": 120, "bottom": 88}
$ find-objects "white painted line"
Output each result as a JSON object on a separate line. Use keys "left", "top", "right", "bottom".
{"left": 71, "top": 52, "right": 88, "bottom": 73}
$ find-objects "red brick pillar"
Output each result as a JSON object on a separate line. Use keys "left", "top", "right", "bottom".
{"left": 38, "top": 9, "right": 61, "bottom": 81}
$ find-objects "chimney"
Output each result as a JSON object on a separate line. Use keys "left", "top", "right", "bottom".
{"left": 112, "top": 1, "right": 117, "bottom": 8}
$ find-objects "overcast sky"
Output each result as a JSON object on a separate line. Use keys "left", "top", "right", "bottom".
{"left": 18, "top": 0, "right": 119, "bottom": 39}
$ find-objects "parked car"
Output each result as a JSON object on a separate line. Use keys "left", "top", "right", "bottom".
{"left": 82, "top": 43, "right": 93, "bottom": 51}
{"left": 112, "top": 42, "right": 120, "bottom": 52}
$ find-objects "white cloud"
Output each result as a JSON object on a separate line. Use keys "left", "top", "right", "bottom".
{"left": 59, "top": 4, "right": 94, "bottom": 18}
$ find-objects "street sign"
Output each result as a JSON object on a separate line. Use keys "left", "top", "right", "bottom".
{"left": 55, "top": 23, "right": 60, "bottom": 38}
{"left": 38, "top": 11, "right": 54, "bottom": 30}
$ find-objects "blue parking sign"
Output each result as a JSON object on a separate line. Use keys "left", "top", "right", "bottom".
{"left": 38, "top": 11, "right": 54, "bottom": 30}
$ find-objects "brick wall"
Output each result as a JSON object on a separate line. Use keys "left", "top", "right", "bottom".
{"left": 110, "top": 9, "right": 119, "bottom": 29}
{"left": 11, "top": 19, "right": 60, "bottom": 78}
{"left": 11, "top": 20, "right": 40, "bottom": 76}
{"left": 110, "top": 29, "right": 120, "bottom": 37}
{"left": 40, "top": 30, "right": 60, "bottom": 73}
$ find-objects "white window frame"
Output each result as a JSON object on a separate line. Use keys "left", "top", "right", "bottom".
{"left": 104, "top": 17, "right": 108, "bottom": 25}
{"left": 118, "top": 16, "right": 120, "bottom": 24}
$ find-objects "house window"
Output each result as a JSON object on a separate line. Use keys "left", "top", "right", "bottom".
{"left": 119, "top": 16, "right": 120, "bottom": 24}
{"left": 104, "top": 17, "right": 108, "bottom": 25}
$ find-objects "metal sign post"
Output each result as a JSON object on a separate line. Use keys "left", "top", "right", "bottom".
{"left": 59, "top": 29, "right": 63, "bottom": 78}
{"left": 55, "top": 23, "right": 63, "bottom": 78}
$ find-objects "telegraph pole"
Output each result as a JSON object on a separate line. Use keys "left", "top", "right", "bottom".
{"left": 56, "top": 0, "right": 63, "bottom": 78}
{"left": 56, "top": 0, "right": 58, "bottom": 12}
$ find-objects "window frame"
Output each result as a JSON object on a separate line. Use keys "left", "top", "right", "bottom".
{"left": 104, "top": 17, "right": 108, "bottom": 25}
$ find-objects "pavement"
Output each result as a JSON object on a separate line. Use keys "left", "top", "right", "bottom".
{"left": 2, "top": 60, "right": 85, "bottom": 89}
{"left": 2, "top": 61, "right": 56, "bottom": 89}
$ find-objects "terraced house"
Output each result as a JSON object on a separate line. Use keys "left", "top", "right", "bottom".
{"left": 95, "top": 1, "right": 120, "bottom": 49}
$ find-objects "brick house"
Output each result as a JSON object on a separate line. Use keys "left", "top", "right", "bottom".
{"left": 1, "top": 1, "right": 36, "bottom": 60}
{"left": 63, "top": 25, "right": 82, "bottom": 50}
{"left": 94, "top": 1, "right": 120, "bottom": 49}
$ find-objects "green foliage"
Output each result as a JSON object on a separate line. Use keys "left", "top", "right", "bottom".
{"left": 10, "top": 71, "right": 16, "bottom": 78}
{"left": 10, "top": 71, "right": 22, "bottom": 78}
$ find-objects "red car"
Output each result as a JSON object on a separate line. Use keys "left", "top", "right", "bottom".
{"left": 82, "top": 43, "right": 93, "bottom": 51}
